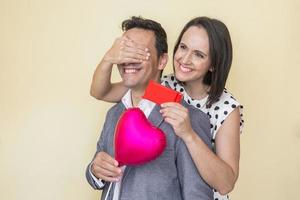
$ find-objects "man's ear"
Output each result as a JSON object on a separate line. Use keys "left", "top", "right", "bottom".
{"left": 157, "top": 53, "right": 168, "bottom": 70}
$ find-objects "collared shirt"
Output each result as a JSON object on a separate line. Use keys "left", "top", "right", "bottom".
{"left": 90, "top": 89, "right": 156, "bottom": 200}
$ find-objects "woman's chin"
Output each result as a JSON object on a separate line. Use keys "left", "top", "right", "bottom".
{"left": 175, "top": 72, "right": 188, "bottom": 82}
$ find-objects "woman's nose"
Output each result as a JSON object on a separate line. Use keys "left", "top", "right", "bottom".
{"left": 182, "top": 52, "right": 192, "bottom": 64}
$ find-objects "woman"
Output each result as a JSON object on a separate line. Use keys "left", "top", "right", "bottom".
{"left": 90, "top": 16, "right": 244, "bottom": 200}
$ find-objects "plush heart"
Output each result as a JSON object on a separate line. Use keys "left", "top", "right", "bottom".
{"left": 114, "top": 108, "right": 166, "bottom": 166}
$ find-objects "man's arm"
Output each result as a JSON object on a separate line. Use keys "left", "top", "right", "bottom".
{"left": 85, "top": 128, "right": 108, "bottom": 190}
{"left": 85, "top": 110, "right": 122, "bottom": 190}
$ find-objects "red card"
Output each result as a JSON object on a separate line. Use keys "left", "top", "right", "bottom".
{"left": 142, "top": 80, "right": 182, "bottom": 104}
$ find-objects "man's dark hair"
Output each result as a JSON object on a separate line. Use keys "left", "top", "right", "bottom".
{"left": 122, "top": 16, "right": 168, "bottom": 57}
{"left": 173, "top": 16, "right": 233, "bottom": 106}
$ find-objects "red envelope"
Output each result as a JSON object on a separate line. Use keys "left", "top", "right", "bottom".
{"left": 142, "top": 80, "right": 182, "bottom": 104}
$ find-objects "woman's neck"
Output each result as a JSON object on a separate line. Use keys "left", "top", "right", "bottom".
{"left": 184, "top": 82, "right": 210, "bottom": 100}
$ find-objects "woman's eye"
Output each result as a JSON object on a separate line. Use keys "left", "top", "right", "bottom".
{"left": 194, "top": 52, "right": 204, "bottom": 58}
{"left": 179, "top": 44, "right": 186, "bottom": 50}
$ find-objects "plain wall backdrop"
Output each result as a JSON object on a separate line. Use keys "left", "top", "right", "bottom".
{"left": 1, "top": 0, "right": 299, "bottom": 199}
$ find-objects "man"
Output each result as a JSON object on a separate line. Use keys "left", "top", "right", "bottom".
{"left": 86, "top": 16, "right": 213, "bottom": 200}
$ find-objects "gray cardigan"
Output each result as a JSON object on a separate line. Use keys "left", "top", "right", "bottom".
{"left": 86, "top": 101, "right": 213, "bottom": 200}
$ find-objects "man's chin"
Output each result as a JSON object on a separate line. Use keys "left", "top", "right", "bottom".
{"left": 122, "top": 81, "right": 138, "bottom": 89}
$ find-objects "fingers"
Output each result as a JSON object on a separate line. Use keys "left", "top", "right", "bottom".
{"left": 160, "top": 103, "right": 193, "bottom": 139}
{"left": 160, "top": 105, "right": 187, "bottom": 128}
{"left": 160, "top": 103, "right": 188, "bottom": 120}
{"left": 93, "top": 164, "right": 121, "bottom": 182}
{"left": 122, "top": 36, "right": 149, "bottom": 51}
{"left": 91, "top": 152, "right": 122, "bottom": 182}
{"left": 122, "top": 46, "right": 150, "bottom": 59}
{"left": 163, "top": 117, "right": 178, "bottom": 128}
{"left": 160, "top": 102, "right": 190, "bottom": 132}
{"left": 102, "top": 152, "right": 120, "bottom": 167}
{"left": 120, "top": 51, "right": 148, "bottom": 62}
{"left": 107, "top": 36, "right": 150, "bottom": 65}
{"left": 121, "top": 36, "right": 150, "bottom": 60}
{"left": 161, "top": 102, "right": 186, "bottom": 109}
{"left": 120, "top": 57, "right": 143, "bottom": 64}
{"left": 161, "top": 108, "right": 185, "bottom": 121}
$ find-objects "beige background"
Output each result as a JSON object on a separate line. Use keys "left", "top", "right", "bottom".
{"left": 1, "top": 0, "right": 299, "bottom": 199}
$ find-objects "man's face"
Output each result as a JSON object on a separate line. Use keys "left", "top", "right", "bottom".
{"left": 118, "top": 28, "right": 161, "bottom": 91}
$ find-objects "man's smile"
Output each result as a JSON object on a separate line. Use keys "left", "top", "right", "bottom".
{"left": 120, "top": 63, "right": 142, "bottom": 74}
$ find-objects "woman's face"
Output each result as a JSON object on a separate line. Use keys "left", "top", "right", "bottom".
{"left": 174, "top": 26, "right": 211, "bottom": 85}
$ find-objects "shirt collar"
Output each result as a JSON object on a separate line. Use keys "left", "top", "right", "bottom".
{"left": 121, "top": 89, "right": 156, "bottom": 118}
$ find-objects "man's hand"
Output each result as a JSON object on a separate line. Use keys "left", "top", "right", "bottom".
{"left": 91, "top": 151, "right": 122, "bottom": 182}
{"left": 103, "top": 36, "right": 150, "bottom": 65}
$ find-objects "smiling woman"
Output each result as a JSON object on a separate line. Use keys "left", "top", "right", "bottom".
{"left": 173, "top": 26, "right": 211, "bottom": 100}
{"left": 161, "top": 17, "right": 242, "bottom": 200}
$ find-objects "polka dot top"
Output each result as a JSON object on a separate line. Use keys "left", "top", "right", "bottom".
{"left": 161, "top": 74, "right": 244, "bottom": 141}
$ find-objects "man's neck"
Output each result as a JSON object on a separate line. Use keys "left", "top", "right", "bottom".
{"left": 130, "top": 78, "right": 160, "bottom": 107}
{"left": 131, "top": 90, "right": 143, "bottom": 107}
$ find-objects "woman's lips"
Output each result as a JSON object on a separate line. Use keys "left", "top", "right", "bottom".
{"left": 179, "top": 64, "right": 192, "bottom": 72}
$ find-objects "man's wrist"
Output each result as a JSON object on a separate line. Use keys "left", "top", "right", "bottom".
{"left": 89, "top": 162, "right": 106, "bottom": 188}
{"left": 90, "top": 162, "right": 97, "bottom": 178}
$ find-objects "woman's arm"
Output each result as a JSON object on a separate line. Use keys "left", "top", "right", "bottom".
{"left": 90, "top": 36, "right": 150, "bottom": 102}
{"left": 90, "top": 58, "right": 127, "bottom": 102}
{"left": 161, "top": 103, "right": 240, "bottom": 195}
{"left": 184, "top": 108, "right": 240, "bottom": 195}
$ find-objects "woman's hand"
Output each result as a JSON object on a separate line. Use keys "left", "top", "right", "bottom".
{"left": 103, "top": 36, "right": 150, "bottom": 65}
{"left": 160, "top": 102, "right": 195, "bottom": 141}
{"left": 91, "top": 35, "right": 147, "bottom": 101}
